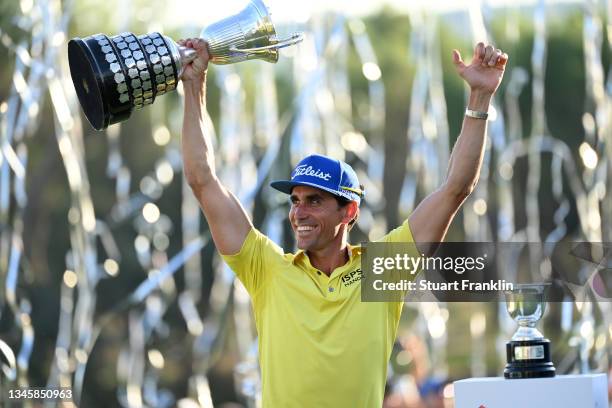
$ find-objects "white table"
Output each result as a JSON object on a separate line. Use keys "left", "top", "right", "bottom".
{"left": 454, "top": 374, "right": 608, "bottom": 408}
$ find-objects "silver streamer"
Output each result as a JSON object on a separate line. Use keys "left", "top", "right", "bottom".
{"left": 0, "top": 1, "right": 610, "bottom": 406}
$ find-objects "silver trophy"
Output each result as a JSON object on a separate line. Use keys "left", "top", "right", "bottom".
{"left": 504, "top": 283, "right": 556, "bottom": 379}
{"left": 68, "top": 0, "right": 302, "bottom": 130}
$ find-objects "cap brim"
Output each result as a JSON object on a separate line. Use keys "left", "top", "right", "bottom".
{"left": 270, "top": 180, "right": 359, "bottom": 204}
{"left": 270, "top": 180, "right": 309, "bottom": 195}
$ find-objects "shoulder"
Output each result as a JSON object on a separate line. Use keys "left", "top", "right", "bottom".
{"left": 222, "top": 227, "right": 300, "bottom": 262}
{"left": 374, "top": 219, "right": 416, "bottom": 243}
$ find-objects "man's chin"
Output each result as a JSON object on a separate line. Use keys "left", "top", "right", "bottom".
{"left": 295, "top": 237, "right": 312, "bottom": 251}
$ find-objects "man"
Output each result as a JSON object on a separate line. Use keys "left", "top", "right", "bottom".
{"left": 179, "top": 37, "right": 507, "bottom": 407}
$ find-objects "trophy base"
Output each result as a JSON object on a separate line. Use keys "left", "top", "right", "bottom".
{"left": 504, "top": 339, "right": 555, "bottom": 379}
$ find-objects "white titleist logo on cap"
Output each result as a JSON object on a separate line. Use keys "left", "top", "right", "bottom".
{"left": 293, "top": 165, "right": 332, "bottom": 181}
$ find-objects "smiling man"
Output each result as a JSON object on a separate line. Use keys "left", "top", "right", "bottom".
{"left": 271, "top": 154, "right": 363, "bottom": 274}
{"left": 180, "top": 37, "right": 507, "bottom": 407}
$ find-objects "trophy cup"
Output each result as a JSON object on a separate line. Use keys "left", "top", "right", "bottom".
{"left": 67, "top": 0, "right": 302, "bottom": 130}
{"left": 504, "top": 283, "right": 556, "bottom": 379}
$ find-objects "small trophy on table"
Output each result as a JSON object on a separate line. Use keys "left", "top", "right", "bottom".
{"left": 504, "top": 283, "right": 556, "bottom": 379}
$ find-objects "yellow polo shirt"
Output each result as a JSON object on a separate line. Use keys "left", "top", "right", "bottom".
{"left": 221, "top": 219, "right": 419, "bottom": 407}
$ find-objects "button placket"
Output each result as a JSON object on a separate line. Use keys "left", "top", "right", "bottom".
{"left": 309, "top": 268, "right": 328, "bottom": 296}
{"left": 327, "top": 274, "right": 336, "bottom": 294}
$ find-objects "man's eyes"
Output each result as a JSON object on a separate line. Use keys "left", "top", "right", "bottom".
{"left": 290, "top": 198, "right": 322, "bottom": 205}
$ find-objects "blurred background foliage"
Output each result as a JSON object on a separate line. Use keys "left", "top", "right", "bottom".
{"left": 0, "top": 0, "right": 610, "bottom": 406}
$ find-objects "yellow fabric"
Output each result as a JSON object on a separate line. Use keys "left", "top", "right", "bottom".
{"left": 221, "top": 219, "right": 419, "bottom": 408}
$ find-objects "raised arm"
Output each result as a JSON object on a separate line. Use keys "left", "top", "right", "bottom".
{"left": 180, "top": 38, "right": 252, "bottom": 255}
{"left": 409, "top": 43, "right": 508, "bottom": 254}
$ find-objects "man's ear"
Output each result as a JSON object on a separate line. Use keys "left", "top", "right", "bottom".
{"left": 341, "top": 201, "right": 358, "bottom": 224}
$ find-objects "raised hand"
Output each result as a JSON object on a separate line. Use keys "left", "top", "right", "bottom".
{"left": 177, "top": 38, "right": 210, "bottom": 83}
{"left": 452, "top": 42, "right": 508, "bottom": 95}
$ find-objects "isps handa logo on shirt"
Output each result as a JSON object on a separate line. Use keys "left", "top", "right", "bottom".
{"left": 341, "top": 269, "right": 362, "bottom": 287}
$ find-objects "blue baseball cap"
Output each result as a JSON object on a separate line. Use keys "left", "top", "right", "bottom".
{"left": 270, "top": 154, "right": 364, "bottom": 205}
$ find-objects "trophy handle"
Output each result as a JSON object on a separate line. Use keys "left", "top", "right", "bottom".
{"left": 229, "top": 33, "right": 303, "bottom": 54}
{"left": 175, "top": 33, "right": 302, "bottom": 69}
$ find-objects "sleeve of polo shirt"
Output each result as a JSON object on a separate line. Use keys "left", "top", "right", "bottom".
{"left": 220, "top": 227, "right": 283, "bottom": 296}
{"left": 376, "top": 219, "right": 422, "bottom": 319}
{"left": 378, "top": 218, "right": 419, "bottom": 246}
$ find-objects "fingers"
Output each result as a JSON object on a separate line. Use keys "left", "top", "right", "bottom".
{"left": 486, "top": 48, "right": 508, "bottom": 70}
{"left": 180, "top": 38, "right": 209, "bottom": 53}
{"left": 482, "top": 44, "right": 494, "bottom": 66}
{"left": 181, "top": 37, "right": 210, "bottom": 75}
{"left": 496, "top": 52, "right": 509, "bottom": 69}
{"left": 473, "top": 42, "right": 485, "bottom": 64}
{"left": 191, "top": 38, "right": 210, "bottom": 58}
{"left": 474, "top": 43, "right": 509, "bottom": 70}
{"left": 452, "top": 49, "right": 466, "bottom": 72}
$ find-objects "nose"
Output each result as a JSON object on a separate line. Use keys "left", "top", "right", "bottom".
{"left": 292, "top": 203, "right": 309, "bottom": 220}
